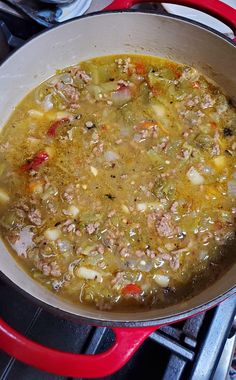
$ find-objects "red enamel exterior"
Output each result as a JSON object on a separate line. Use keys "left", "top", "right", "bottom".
{"left": 0, "top": 299, "right": 223, "bottom": 377}
{"left": 0, "top": 0, "right": 236, "bottom": 377}
{"left": 106, "top": 0, "right": 236, "bottom": 37}
{"left": 0, "top": 320, "right": 157, "bottom": 378}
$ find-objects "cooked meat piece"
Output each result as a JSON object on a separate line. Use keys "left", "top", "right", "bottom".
{"left": 28, "top": 209, "right": 42, "bottom": 226}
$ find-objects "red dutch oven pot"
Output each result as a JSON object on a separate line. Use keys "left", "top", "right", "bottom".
{"left": 0, "top": 0, "right": 236, "bottom": 377}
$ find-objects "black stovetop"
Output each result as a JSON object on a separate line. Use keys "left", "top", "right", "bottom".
{"left": 0, "top": 6, "right": 236, "bottom": 380}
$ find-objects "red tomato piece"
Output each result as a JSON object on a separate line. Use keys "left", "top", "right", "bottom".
{"left": 135, "top": 62, "right": 146, "bottom": 75}
{"left": 121, "top": 283, "right": 142, "bottom": 296}
{"left": 20, "top": 151, "right": 49, "bottom": 172}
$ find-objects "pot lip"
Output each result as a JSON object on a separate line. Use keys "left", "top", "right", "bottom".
{"left": 0, "top": 8, "right": 235, "bottom": 70}
{"left": 1, "top": 269, "right": 235, "bottom": 327}
{"left": 0, "top": 9, "right": 235, "bottom": 328}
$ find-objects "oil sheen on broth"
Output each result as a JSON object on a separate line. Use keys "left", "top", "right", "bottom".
{"left": 0, "top": 55, "right": 235, "bottom": 311}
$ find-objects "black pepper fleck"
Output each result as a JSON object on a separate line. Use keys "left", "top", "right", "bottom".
{"left": 223, "top": 127, "right": 233, "bottom": 137}
{"left": 105, "top": 193, "right": 116, "bottom": 200}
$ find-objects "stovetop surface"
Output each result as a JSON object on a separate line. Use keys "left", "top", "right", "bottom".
{"left": 0, "top": 3, "right": 236, "bottom": 380}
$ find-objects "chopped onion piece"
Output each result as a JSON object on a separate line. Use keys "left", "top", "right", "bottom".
{"left": 187, "top": 166, "right": 204, "bottom": 185}
{"left": 81, "top": 245, "right": 97, "bottom": 256}
{"left": 228, "top": 180, "right": 236, "bottom": 197}
{"left": 47, "top": 73, "right": 73, "bottom": 87}
{"left": 154, "top": 274, "right": 169, "bottom": 287}
{"left": 199, "top": 251, "right": 209, "bottom": 261}
{"left": 42, "top": 94, "right": 53, "bottom": 111}
{"left": 58, "top": 240, "right": 72, "bottom": 253}
{"left": 202, "top": 166, "right": 212, "bottom": 174}
{"left": 104, "top": 150, "right": 119, "bottom": 161}
{"left": 137, "top": 203, "right": 147, "bottom": 211}
{"left": 45, "top": 228, "right": 61, "bottom": 241}
{"left": 217, "top": 101, "right": 228, "bottom": 114}
{"left": 76, "top": 267, "right": 102, "bottom": 282}
{"left": 41, "top": 186, "right": 58, "bottom": 201}
{"left": 111, "top": 88, "right": 131, "bottom": 106}
{"left": 61, "top": 73, "right": 73, "bottom": 84}
{"left": 67, "top": 205, "right": 80, "bottom": 218}
{"left": 0, "top": 189, "right": 10, "bottom": 203}
{"left": 181, "top": 67, "right": 199, "bottom": 81}
{"left": 138, "top": 260, "right": 153, "bottom": 272}
{"left": 90, "top": 166, "right": 98, "bottom": 176}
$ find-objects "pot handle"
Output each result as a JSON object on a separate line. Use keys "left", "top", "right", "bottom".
{"left": 0, "top": 317, "right": 157, "bottom": 378}
{"left": 106, "top": 0, "right": 236, "bottom": 40}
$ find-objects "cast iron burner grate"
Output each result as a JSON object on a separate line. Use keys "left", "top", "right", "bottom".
{"left": 0, "top": 9, "right": 236, "bottom": 380}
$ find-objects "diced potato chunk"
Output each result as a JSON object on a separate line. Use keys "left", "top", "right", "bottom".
{"left": 76, "top": 267, "right": 102, "bottom": 282}
{"left": 45, "top": 228, "right": 61, "bottom": 241}
{"left": 212, "top": 155, "right": 226, "bottom": 170}
{"left": 187, "top": 166, "right": 204, "bottom": 185}
{"left": 154, "top": 274, "right": 169, "bottom": 287}
{"left": 90, "top": 166, "right": 98, "bottom": 176}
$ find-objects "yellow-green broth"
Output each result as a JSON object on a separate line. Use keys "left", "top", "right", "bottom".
{"left": 0, "top": 54, "right": 236, "bottom": 311}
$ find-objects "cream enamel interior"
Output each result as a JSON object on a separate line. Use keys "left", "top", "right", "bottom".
{"left": 0, "top": 12, "right": 235, "bottom": 324}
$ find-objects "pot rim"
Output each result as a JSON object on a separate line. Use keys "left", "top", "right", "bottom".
{"left": 0, "top": 10, "right": 235, "bottom": 327}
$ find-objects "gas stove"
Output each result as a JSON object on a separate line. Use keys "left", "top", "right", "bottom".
{"left": 0, "top": 2, "right": 236, "bottom": 380}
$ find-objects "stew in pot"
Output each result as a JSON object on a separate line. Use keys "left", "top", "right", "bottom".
{"left": 0, "top": 55, "right": 235, "bottom": 311}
